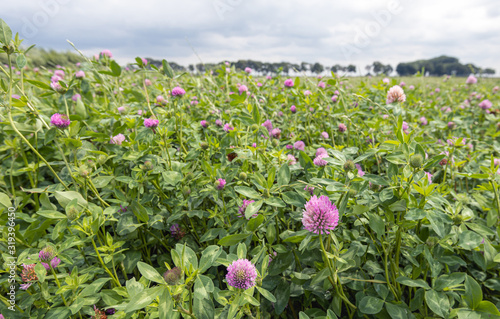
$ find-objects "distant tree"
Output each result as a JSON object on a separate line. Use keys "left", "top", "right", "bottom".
{"left": 188, "top": 64, "right": 195, "bottom": 73}
{"left": 372, "top": 61, "right": 384, "bottom": 75}
{"left": 300, "top": 62, "right": 310, "bottom": 73}
{"left": 347, "top": 65, "right": 356, "bottom": 73}
{"left": 483, "top": 68, "right": 496, "bottom": 75}
{"left": 311, "top": 62, "right": 324, "bottom": 74}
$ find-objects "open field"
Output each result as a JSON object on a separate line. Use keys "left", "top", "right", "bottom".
{"left": 1, "top": 20, "right": 500, "bottom": 319}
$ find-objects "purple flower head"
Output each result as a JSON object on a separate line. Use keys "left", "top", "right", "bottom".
{"left": 215, "top": 119, "right": 223, "bottom": 127}
{"left": 238, "top": 85, "right": 248, "bottom": 94}
{"left": 304, "top": 185, "right": 314, "bottom": 195}
{"left": 144, "top": 118, "right": 159, "bottom": 129}
{"left": 383, "top": 77, "right": 390, "bottom": 84}
{"left": 356, "top": 164, "right": 365, "bottom": 177}
{"left": 465, "top": 75, "right": 477, "bottom": 84}
{"left": 156, "top": 95, "right": 166, "bottom": 105}
{"left": 447, "top": 121, "right": 455, "bottom": 129}
{"left": 290, "top": 105, "right": 297, "bottom": 113}
{"left": 110, "top": 133, "right": 126, "bottom": 145}
{"left": 215, "top": 178, "right": 226, "bottom": 190}
{"left": 287, "top": 154, "right": 297, "bottom": 165}
{"left": 72, "top": 94, "right": 81, "bottom": 102}
{"left": 262, "top": 120, "right": 273, "bottom": 132}
{"left": 50, "top": 113, "right": 71, "bottom": 129}
{"left": 244, "top": 67, "right": 252, "bottom": 73}
{"left": 226, "top": 259, "right": 258, "bottom": 290}
{"left": 73, "top": 71, "right": 86, "bottom": 80}
{"left": 386, "top": 85, "right": 406, "bottom": 104}
{"left": 316, "top": 147, "right": 327, "bottom": 157}
{"left": 271, "top": 128, "right": 281, "bottom": 139}
{"left": 318, "top": 81, "right": 326, "bottom": 88}
{"left": 425, "top": 172, "right": 433, "bottom": 184}
{"left": 170, "top": 223, "right": 186, "bottom": 240}
{"left": 200, "top": 120, "right": 208, "bottom": 128}
{"left": 39, "top": 247, "right": 56, "bottom": 263}
{"left": 402, "top": 121, "right": 409, "bottom": 131}
{"left": 420, "top": 116, "right": 428, "bottom": 125}
{"left": 239, "top": 199, "right": 256, "bottom": 218}
{"left": 12, "top": 94, "right": 21, "bottom": 99}
{"left": 321, "top": 132, "right": 329, "bottom": 139}
{"left": 100, "top": 49, "right": 113, "bottom": 58}
{"left": 294, "top": 141, "right": 305, "bottom": 151}
{"left": 142, "top": 58, "right": 148, "bottom": 65}
{"left": 304, "top": 90, "right": 312, "bottom": 96}
{"left": 171, "top": 86, "right": 186, "bottom": 97}
{"left": 21, "top": 263, "right": 38, "bottom": 283}
{"left": 478, "top": 99, "right": 492, "bottom": 110}
{"left": 284, "top": 78, "right": 294, "bottom": 87}
{"left": 286, "top": 144, "right": 293, "bottom": 149}
{"left": 313, "top": 153, "right": 328, "bottom": 167}
{"left": 144, "top": 79, "right": 152, "bottom": 86}
{"left": 42, "top": 257, "right": 61, "bottom": 270}
{"left": 338, "top": 123, "right": 347, "bottom": 133}
{"left": 252, "top": 143, "right": 257, "bottom": 148}
{"left": 409, "top": 85, "right": 415, "bottom": 90}
{"left": 223, "top": 123, "right": 234, "bottom": 132}
{"left": 302, "top": 195, "right": 339, "bottom": 234}
{"left": 117, "top": 106, "right": 125, "bottom": 113}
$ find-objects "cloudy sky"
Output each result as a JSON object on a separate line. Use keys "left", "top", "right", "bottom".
{"left": 3, "top": 0, "right": 500, "bottom": 74}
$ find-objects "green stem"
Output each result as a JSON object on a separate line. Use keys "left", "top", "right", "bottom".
{"left": 50, "top": 266, "right": 69, "bottom": 306}
{"left": 91, "top": 237, "right": 121, "bottom": 287}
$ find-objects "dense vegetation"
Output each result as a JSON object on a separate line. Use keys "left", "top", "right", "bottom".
{"left": 1, "top": 19, "right": 500, "bottom": 319}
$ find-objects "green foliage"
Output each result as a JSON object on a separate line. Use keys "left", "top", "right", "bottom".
{"left": 1, "top": 19, "right": 500, "bottom": 319}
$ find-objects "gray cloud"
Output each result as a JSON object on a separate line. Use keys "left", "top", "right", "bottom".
{"left": 2, "top": 0, "right": 499, "bottom": 73}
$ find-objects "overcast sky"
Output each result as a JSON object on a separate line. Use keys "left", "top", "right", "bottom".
{"left": 3, "top": 0, "right": 500, "bottom": 74}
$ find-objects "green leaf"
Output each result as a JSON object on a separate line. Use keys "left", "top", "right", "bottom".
{"left": 54, "top": 191, "right": 88, "bottom": 209}
{"left": 110, "top": 60, "right": 122, "bottom": 76}
{"left": 16, "top": 54, "right": 26, "bottom": 69}
{"left": 199, "top": 245, "right": 222, "bottom": 273}
{"left": 247, "top": 214, "right": 264, "bottom": 232}
{"left": 75, "top": 98, "right": 88, "bottom": 119}
{"left": 282, "top": 191, "right": 306, "bottom": 207}
{"left": 193, "top": 294, "right": 215, "bottom": 319}
{"left": 425, "top": 289, "right": 449, "bottom": 318}
{"left": 45, "top": 308, "right": 72, "bottom": 319}
{"left": 80, "top": 278, "right": 110, "bottom": 297}
{"left": 359, "top": 296, "right": 384, "bottom": 314}
{"left": 130, "top": 201, "right": 149, "bottom": 223}
{"left": 162, "top": 60, "right": 175, "bottom": 78}
{"left": 194, "top": 275, "right": 214, "bottom": 300}
{"left": 234, "top": 186, "right": 262, "bottom": 199}
{"left": 464, "top": 275, "right": 482, "bottom": 310}
{"left": 363, "top": 174, "right": 390, "bottom": 186}
{"left": 264, "top": 197, "right": 286, "bottom": 207}
{"left": 385, "top": 302, "right": 408, "bottom": 319}
{"left": 434, "top": 273, "right": 465, "bottom": 291}
{"left": 299, "top": 312, "right": 311, "bottom": 319}
{"left": 0, "top": 19, "right": 12, "bottom": 45}
{"left": 256, "top": 286, "right": 276, "bottom": 303}
{"left": 396, "top": 277, "right": 431, "bottom": 290}
{"left": 158, "top": 288, "right": 174, "bottom": 319}
{"left": 35, "top": 262, "right": 46, "bottom": 283}
{"left": 458, "top": 230, "right": 483, "bottom": 250}
{"left": 137, "top": 261, "right": 165, "bottom": 284}
{"left": 475, "top": 300, "right": 500, "bottom": 316}
{"left": 92, "top": 176, "right": 114, "bottom": 188}
{"left": 245, "top": 200, "right": 263, "bottom": 219}
{"left": 368, "top": 213, "right": 385, "bottom": 239}
{"left": 0, "top": 192, "right": 12, "bottom": 208}
{"left": 26, "top": 79, "right": 52, "bottom": 90}
{"left": 125, "top": 286, "right": 162, "bottom": 312}
{"left": 36, "top": 210, "right": 68, "bottom": 219}
{"left": 218, "top": 233, "right": 251, "bottom": 246}
{"left": 379, "top": 188, "right": 394, "bottom": 202}
{"left": 274, "top": 278, "right": 290, "bottom": 315}
{"left": 267, "top": 166, "right": 276, "bottom": 189}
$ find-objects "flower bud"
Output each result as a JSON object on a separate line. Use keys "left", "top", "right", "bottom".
{"left": 348, "top": 189, "right": 357, "bottom": 197}
{"left": 272, "top": 139, "right": 279, "bottom": 147}
{"left": 200, "top": 142, "right": 209, "bottom": 150}
{"left": 66, "top": 206, "right": 79, "bottom": 221}
{"left": 344, "top": 160, "right": 355, "bottom": 172}
{"left": 183, "top": 186, "right": 191, "bottom": 197}
{"left": 439, "top": 158, "right": 448, "bottom": 166}
{"left": 239, "top": 172, "right": 247, "bottom": 180}
{"left": 410, "top": 154, "right": 423, "bottom": 168}
{"left": 164, "top": 267, "right": 182, "bottom": 285}
{"left": 250, "top": 124, "right": 259, "bottom": 131}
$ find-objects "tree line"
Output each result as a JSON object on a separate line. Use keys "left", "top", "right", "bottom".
{"left": 1, "top": 48, "right": 495, "bottom": 77}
